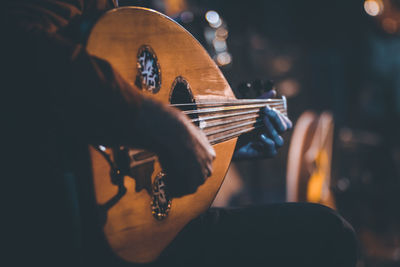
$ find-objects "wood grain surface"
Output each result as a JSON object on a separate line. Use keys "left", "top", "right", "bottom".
{"left": 86, "top": 7, "right": 237, "bottom": 263}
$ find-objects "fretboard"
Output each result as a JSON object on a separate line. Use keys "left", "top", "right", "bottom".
{"left": 96, "top": 97, "right": 288, "bottom": 170}
{"left": 172, "top": 97, "right": 288, "bottom": 145}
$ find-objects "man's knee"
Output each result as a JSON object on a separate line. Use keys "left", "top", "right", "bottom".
{"left": 305, "top": 203, "right": 358, "bottom": 266}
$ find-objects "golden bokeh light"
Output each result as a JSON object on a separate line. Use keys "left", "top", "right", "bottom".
{"left": 364, "top": 0, "right": 384, "bottom": 16}
{"left": 382, "top": 17, "right": 398, "bottom": 33}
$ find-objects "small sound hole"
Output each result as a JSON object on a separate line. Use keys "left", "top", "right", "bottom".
{"left": 170, "top": 76, "right": 199, "bottom": 125}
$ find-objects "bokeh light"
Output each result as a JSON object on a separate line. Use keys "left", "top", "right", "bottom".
{"left": 205, "top": 10, "right": 222, "bottom": 28}
{"left": 364, "top": 0, "right": 383, "bottom": 16}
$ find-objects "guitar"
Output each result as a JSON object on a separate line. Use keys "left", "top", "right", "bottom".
{"left": 86, "top": 7, "right": 288, "bottom": 263}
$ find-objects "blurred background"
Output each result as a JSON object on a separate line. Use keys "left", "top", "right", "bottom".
{"left": 123, "top": 0, "right": 400, "bottom": 266}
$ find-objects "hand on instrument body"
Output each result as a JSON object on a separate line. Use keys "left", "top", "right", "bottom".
{"left": 5, "top": 5, "right": 214, "bottom": 198}
{"left": 233, "top": 90, "right": 292, "bottom": 160}
{"left": 133, "top": 97, "right": 216, "bottom": 198}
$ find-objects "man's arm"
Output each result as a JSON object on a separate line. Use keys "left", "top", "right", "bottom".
{"left": 4, "top": 1, "right": 215, "bottom": 198}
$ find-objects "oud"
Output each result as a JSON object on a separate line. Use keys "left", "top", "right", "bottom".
{"left": 87, "top": 7, "right": 287, "bottom": 263}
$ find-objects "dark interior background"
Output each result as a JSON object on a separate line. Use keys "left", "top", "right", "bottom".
{"left": 123, "top": 0, "right": 400, "bottom": 266}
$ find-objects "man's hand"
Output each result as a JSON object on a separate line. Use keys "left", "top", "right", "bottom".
{"left": 132, "top": 97, "right": 216, "bottom": 198}
{"left": 233, "top": 90, "right": 292, "bottom": 160}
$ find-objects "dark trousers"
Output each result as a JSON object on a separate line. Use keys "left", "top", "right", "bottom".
{"left": 115, "top": 203, "right": 358, "bottom": 267}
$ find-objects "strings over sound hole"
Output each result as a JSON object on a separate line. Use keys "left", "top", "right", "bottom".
{"left": 169, "top": 76, "right": 199, "bottom": 125}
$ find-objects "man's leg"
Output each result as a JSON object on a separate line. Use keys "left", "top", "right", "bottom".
{"left": 157, "top": 203, "right": 358, "bottom": 267}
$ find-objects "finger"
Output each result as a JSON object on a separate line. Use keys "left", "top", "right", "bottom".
{"left": 233, "top": 142, "right": 260, "bottom": 159}
{"left": 263, "top": 109, "right": 284, "bottom": 147}
{"left": 276, "top": 110, "right": 293, "bottom": 130}
{"left": 196, "top": 128, "right": 216, "bottom": 160}
{"left": 209, "top": 146, "right": 216, "bottom": 160}
{"left": 273, "top": 110, "right": 290, "bottom": 133}
{"left": 244, "top": 139, "right": 277, "bottom": 158}
{"left": 264, "top": 107, "right": 288, "bottom": 134}
{"left": 205, "top": 161, "right": 213, "bottom": 178}
{"left": 259, "top": 134, "right": 278, "bottom": 157}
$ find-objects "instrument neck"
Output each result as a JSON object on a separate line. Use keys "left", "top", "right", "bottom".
{"left": 173, "top": 97, "right": 288, "bottom": 145}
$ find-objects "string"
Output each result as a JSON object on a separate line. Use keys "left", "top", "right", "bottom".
{"left": 195, "top": 98, "right": 288, "bottom": 144}
{"left": 183, "top": 103, "right": 286, "bottom": 116}
{"left": 191, "top": 109, "right": 265, "bottom": 123}
{"left": 198, "top": 114, "right": 259, "bottom": 129}
{"left": 205, "top": 118, "right": 262, "bottom": 135}
{"left": 209, "top": 124, "right": 263, "bottom": 145}
{"left": 171, "top": 98, "right": 284, "bottom": 107}
{"left": 100, "top": 98, "right": 288, "bottom": 164}
{"left": 187, "top": 105, "right": 287, "bottom": 120}
{"left": 181, "top": 101, "right": 283, "bottom": 112}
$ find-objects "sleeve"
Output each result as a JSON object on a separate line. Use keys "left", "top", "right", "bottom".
{"left": 5, "top": 0, "right": 145, "bottom": 146}
{"left": 34, "top": 30, "right": 144, "bottom": 145}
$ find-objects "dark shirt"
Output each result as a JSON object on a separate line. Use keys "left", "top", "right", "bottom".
{"left": 3, "top": 1, "right": 144, "bottom": 266}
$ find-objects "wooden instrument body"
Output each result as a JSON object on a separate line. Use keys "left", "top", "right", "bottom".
{"left": 286, "top": 111, "right": 336, "bottom": 209}
{"left": 86, "top": 7, "right": 237, "bottom": 263}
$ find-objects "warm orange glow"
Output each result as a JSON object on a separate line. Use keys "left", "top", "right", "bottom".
{"left": 164, "top": 0, "right": 187, "bottom": 16}
{"left": 307, "top": 150, "right": 329, "bottom": 203}
{"left": 215, "top": 27, "right": 229, "bottom": 40}
{"left": 272, "top": 57, "right": 292, "bottom": 74}
{"left": 216, "top": 52, "right": 232, "bottom": 66}
{"left": 364, "top": 0, "right": 384, "bottom": 16}
{"left": 382, "top": 17, "right": 398, "bottom": 34}
{"left": 277, "top": 79, "right": 300, "bottom": 98}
